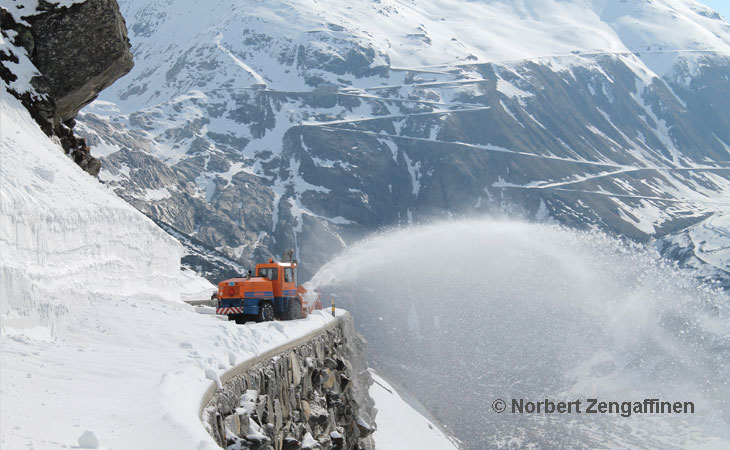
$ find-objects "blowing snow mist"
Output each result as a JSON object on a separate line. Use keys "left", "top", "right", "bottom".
{"left": 309, "top": 220, "right": 730, "bottom": 449}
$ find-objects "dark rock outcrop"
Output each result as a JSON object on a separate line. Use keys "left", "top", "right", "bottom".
{"left": 27, "top": 0, "right": 133, "bottom": 122}
{"left": 0, "top": 0, "right": 132, "bottom": 176}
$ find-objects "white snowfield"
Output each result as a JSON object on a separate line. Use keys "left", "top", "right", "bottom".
{"left": 105, "top": 0, "right": 730, "bottom": 112}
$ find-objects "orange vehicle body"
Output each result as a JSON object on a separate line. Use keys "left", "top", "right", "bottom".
{"left": 216, "top": 259, "right": 321, "bottom": 323}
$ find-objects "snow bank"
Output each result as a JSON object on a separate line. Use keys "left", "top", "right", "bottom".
{"left": 179, "top": 267, "right": 216, "bottom": 301}
{"left": 0, "top": 89, "right": 340, "bottom": 449}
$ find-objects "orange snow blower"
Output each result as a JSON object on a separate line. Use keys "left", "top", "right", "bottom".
{"left": 215, "top": 254, "right": 321, "bottom": 324}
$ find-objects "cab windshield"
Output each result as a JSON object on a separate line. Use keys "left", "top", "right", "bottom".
{"left": 257, "top": 267, "right": 278, "bottom": 280}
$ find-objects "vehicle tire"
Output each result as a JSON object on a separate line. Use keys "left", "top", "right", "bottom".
{"left": 234, "top": 315, "right": 247, "bottom": 325}
{"left": 285, "top": 298, "right": 301, "bottom": 320}
{"left": 257, "top": 302, "right": 274, "bottom": 323}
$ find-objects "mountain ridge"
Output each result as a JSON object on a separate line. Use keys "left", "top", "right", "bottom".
{"left": 77, "top": 0, "right": 730, "bottom": 284}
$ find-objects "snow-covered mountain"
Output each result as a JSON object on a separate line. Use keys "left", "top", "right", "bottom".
{"left": 77, "top": 0, "right": 730, "bottom": 284}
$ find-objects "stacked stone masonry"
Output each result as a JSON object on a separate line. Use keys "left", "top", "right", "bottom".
{"left": 202, "top": 316, "right": 376, "bottom": 450}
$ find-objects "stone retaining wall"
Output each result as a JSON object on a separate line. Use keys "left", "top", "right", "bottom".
{"left": 201, "top": 315, "right": 376, "bottom": 450}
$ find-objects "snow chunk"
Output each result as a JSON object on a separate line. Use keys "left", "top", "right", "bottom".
{"left": 301, "top": 432, "right": 318, "bottom": 449}
{"left": 77, "top": 430, "right": 100, "bottom": 449}
{"left": 205, "top": 368, "right": 222, "bottom": 389}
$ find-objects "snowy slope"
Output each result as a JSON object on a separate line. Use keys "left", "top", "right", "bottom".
{"left": 370, "top": 371, "right": 461, "bottom": 450}
{"left": 93, "top": 0, "right": 730, "bottom": 161}
{"left": 0, "top": 87, "right": 444, "bottom": 449}
{"left": 0, "top": 83, "right": 452, "bottom": 449}
{"left": 1, "top": 5, "right": 466, "bottom": 446}
{"left": 105, "top": 0, "right": 730, "bottom": 110}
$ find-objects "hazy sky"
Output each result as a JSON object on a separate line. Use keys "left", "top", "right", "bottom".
{"left": 699, "top": 0, "right": 730, "bottom": 19}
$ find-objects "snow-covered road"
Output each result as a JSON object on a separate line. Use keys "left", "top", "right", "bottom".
{"left": 1, "top": 298, "right": 341, "bottom": 449}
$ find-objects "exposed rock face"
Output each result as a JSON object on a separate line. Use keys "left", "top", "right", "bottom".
{"left": 202, "top": 316, "right": 376, "bottom": 450}
{"left": 26, "top": 0, "right": 133, "bottom": 122}
{"left": 0, "top": 0, "right": 132, "bottom": 176}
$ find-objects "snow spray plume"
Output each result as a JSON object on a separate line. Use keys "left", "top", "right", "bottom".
{"left": 308, "top": 220, "right": 729, "bottom": 449}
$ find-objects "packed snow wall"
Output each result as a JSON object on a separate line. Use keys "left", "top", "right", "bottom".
{"left": 0, "top": 89, "right": 182, "bottom": 339}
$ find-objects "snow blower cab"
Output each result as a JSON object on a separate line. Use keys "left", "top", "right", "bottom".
{"left": 216, "top": 253, "right": 320, "bottom": 324}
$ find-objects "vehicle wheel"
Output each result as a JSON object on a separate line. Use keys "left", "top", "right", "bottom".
{"left": 234, "top": 315, "right": 247, "bottom": 325}
{"left": 285, "top": 298, "right": 301, "bottom": 320}
{"left": 257, "top": 302, "right": 274, "bottom": 323}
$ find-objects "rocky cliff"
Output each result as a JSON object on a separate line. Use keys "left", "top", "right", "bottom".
{"left": 0, "top": 0, "right": 132, "bottom": 176}
{"left": 202, "top": 314, "right": 376, "bottom": 450}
